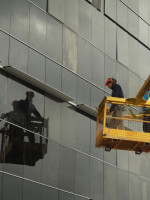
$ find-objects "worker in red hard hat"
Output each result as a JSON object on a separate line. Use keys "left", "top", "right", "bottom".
{"left": 105, "top": 77, "right": 124, "bottom": 129}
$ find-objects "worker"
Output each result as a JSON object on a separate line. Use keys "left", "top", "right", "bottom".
{"left": 17, "top": 91, "right": 43, "bottom": 143}
{"left": 105, "top": 78, "right": 124, "bottom": 129}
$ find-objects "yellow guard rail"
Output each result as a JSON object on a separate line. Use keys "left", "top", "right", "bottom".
{"left": 96, "top": 96, "right": 150, "bottom": 154}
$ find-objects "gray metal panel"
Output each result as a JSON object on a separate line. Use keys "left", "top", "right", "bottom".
{"left": 78, "top": 0, "right": 92, "bottom": 42}
{"left": 138, "top": 154, "right": 150, "bottom": 180}
{"left": 117, "top": 27, "right": 129, "bottom": 68}
{"left": 0, "top": 31, "right": 9, "bottom": 66}
{"left": 139, "top": 19, "right": 149, "bottom": 46}
{"left": 105, "top": 18, "right": 116, "bottom": 59}
{"left": 75, "top": 197, "right": 85, "bottom": 200}
{"left": 0, "top": 74, "right": 7, "bottom": 115}
{"left": 42, "top": 140, "right": 59, "bottom": 187}
{"left": 104, "top": 149, "right": 117, "bottom": 166}
{"left": 117, "top": 62, "right": 129, "bottom": 98}
{"left": 30, "top": 0, "right": 47, "bottom": 11}
{"left": 59, "top": 191, "right": 75, "bottom": 200}
{"left": 76, "top": 77, "right": 91, "bottom": 106}
{"left": 129, "top": 174, "right": 140, "bottom": 200}
{"left": 28, "top": 48, "right": 45, "bottom": 82}
{"left": 45, "top": 97, "right": 61, "bottom": 142}
{"left": 128, "top": 35, "right": 139, "bottom": 75}
{"left": 104, "top": 55, "right": 117, "bottom": 94}
{"left": 76, "top": 113, "right": 90, "bottom": 154}
{"left": 139, "top": 0, "right": 148, "bottom": 23}
{"left": 128, "top": 9, "right": 139, "bottom": 39}
{"left": 48, "top": 0, "right": 64, "bottom": 23}
{"left": 62, "top": 68, "right": 77, "bottom": 102}
{"left": 0, "top": 173, "right": 2, "bottom": 199}
{"left": 60, "top": 102, "right": 76, "bottom": 148}
{"left": 0, "top": 0, "right": 11, "bottom": 32}
{"left": 75, "top": 152, "right": 90, "bottom": 196}
{"left": 92, "top": 9, "right": 104, "bottom": 51}
{"left": 63, "top": 27, "right": 77, "bottom": 72}
{"left": 23, "top": 180, "right": 41, "bottom": 200}
{"left": 46, "top": 59, "right": 61, "bottom": 91}
{"left": 47, "top": 16, "right": 63, "bottom": 64}
{"left": 105, "top": 0, "right": 117, "bottom": 21}
{"left": 64, "top": 0, "right": 78, "bottom": 32}
{"left": 117, "top": 0, "right": 128, "bottom": 30}
{"left": 9, "top": 38, "right": 28, "bottom": 73}
{"left": 77, "top": 37, "right": 92, "bottom": 81}
{"left": 91, "top": 86, "right": 104, "bottom": 108}
{"left": 138, "top": 178, "right": 150, "bottom": 200}
{"left": 42, "top": 187, "right": 58, "bottom": 200}
{"left": 29, "top": 4, "right": 46, "bottom": 54}
{"left": 90, "top": 157, "right": 103, "bottom": 200}
{"left": 128, "top": 71, "right": 139, "bottom": 98}
{"left": 138, "top": 43, "right": 149, "bottom": 80}
{"left": 117, "top": 169, "right": 129, "bottom": 200}
{"left": 11, "top": 0, "right": 29, "bottom": 43}
{"left": 91, "top": 47, "right": 104, "bottom": 88}
{"left": 104, "top": 164, "right": 117, "bottom": 200}
{"left": 90, "top": 120, "right": 103, "bottom": 159}
{"left": 117, "top": 150, "right": 129, "bottom": 171}
{"left": 2, "top": 174, "right": 23, "bottom": 200}
{"left": 59, "top": 145, "right": 76, "bottom": 193}
{"left": 24, "top": 136, "right": 43, "bottom": 182}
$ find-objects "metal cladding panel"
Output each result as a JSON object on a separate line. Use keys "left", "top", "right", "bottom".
{"left": 9, "top": 38, "right": 28, "bottom": 73}
{"left": 29, "top": 4, "right": 46, "bottom": 54}
{"left": 11, "top": 0, "right": 29, "bottom": 43}
{"left": 0, "top": 0, "right": 11, "bottom": 32}
{"left": 0, "top": 31, "right": 9, "bottom": 66}
{"left": 0, "top": 65, "right": 74, "bottom": 102}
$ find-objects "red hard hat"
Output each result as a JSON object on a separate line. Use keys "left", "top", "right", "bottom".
{"left": 26, "top": 91, "right": 34, "bottom": 97}
{"left": 105, "top": 78, "right": 113, "bottom": 86}
{"left": 11, "top": 100, "right": 18, "bottom": 106}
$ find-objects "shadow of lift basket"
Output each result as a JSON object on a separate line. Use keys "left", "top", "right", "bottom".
{"left": 96, "top": 96, "right": 150, "bottom": 154}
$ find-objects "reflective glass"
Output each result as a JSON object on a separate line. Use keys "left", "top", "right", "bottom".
{"left": 29, "top": 4, "right": 46, "bottom": 54}
{"left": 44, "top": 97, "right": 61, "bottom": 142}
{"left": 23, "top": 180, "right": 42, "bottom": 200}
{"left": 9, "top": 38, "right": 28, "bottom": 73}
{"left": 59, "top": 145, "right": 75, "bottom": 193}
{"left": 11, "top": 0, "right": 29, "bottom": 43}
{"left": 42, "top": 140, "right": 59, "bottom": 187}
{"left": 46, "top": 16, "right": 63, "bottom": 64}
{"left": 60, "top": 102, "right": 76, "bottom": 148}
{"left": 28, "top": 49, "right": 45, "bottom": 82}
{"left": 46, "top": 59, "right": 61, "bottom": 91}
{"left": 2, "top": 174, "right": 23, "bottom": 200}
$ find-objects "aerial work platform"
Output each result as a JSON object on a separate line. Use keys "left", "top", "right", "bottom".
{"left": 96, "top": 75, "right": 150, "bottom": 154}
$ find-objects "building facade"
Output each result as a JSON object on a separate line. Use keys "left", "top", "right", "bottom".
{"left": 0, "top": 0, "right": 150, "bottom": 199}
